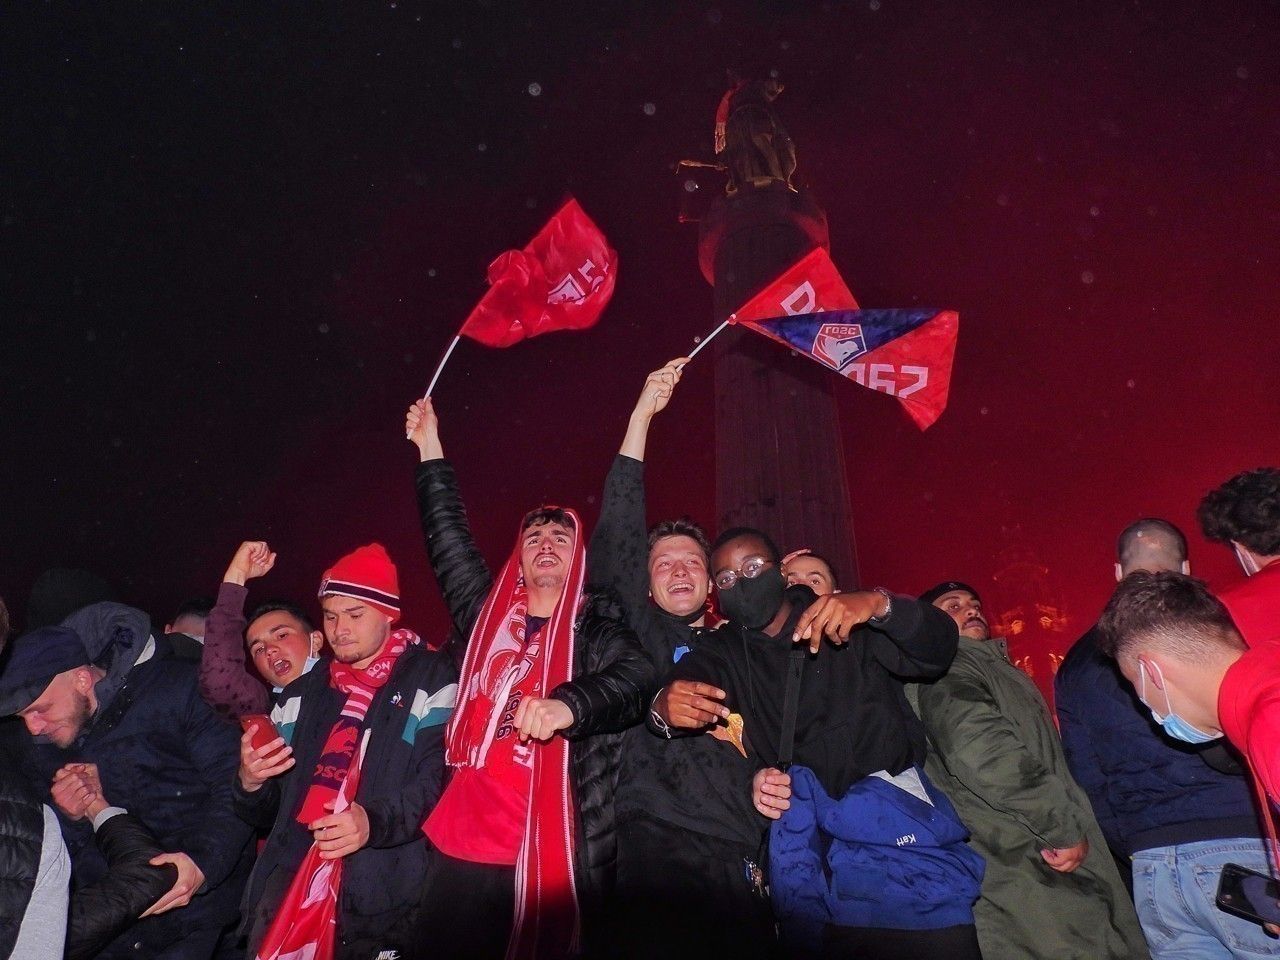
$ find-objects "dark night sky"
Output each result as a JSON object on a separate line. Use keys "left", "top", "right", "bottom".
{"left": 4, "top": 1, "right": 1278, "bottom": 699}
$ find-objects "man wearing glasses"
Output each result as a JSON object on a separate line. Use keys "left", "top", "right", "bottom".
{"left": 649, "top": 527, "right": 974, "bottom": 958}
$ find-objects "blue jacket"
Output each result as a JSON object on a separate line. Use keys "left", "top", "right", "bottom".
{"left": 769, "top": 765, "right": 983, "bottom": 950}
{"left": 1055, "top": 626, "right": 1258, "bottom": 857}
{"left": 29, "top": 627, "right": 253, "bottom": 957}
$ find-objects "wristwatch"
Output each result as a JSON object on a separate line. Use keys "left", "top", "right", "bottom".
{"left": 868, "top": 587, "right": 893, "bottom": 624}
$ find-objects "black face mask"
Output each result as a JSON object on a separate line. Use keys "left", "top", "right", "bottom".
{"left": 656, "top": 604, "right": 705, "bottom": 626}
{"left": 718, "top": 567, "right": 786, "bottom": 630}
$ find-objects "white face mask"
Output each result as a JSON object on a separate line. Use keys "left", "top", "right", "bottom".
{"left": 1235, "top": 543, "right": 1262, "bottom": 577}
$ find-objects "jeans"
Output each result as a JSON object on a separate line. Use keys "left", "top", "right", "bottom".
{"left": 1134, "top": 838, "right": 1280, "bottom": 959}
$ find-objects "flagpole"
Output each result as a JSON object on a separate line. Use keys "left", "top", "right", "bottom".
{"left": 684, "top": 316, "right": 732, "bottom": 364}
{"left": 407, "top": 334, "right": 462, "bottom": 438}
{"left": 423, "top": 335, "right": 462, "bottom": 398}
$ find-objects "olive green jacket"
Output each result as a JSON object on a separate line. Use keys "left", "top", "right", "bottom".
{"left": 907, "top": 637, "right": 1149, "bottom": 960}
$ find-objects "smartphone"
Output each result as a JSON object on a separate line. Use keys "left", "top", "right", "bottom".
{"left": 239, "top": 714, "right": 280, "bottom": 753}
{"left": 1217, "top": 862, "right": 1280, "bottom": 926}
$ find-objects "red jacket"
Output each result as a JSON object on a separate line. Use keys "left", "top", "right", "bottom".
{"left": 1218, "top": 559, "right": 1280, "bottom": 647}
{"left": 1219, "top": 641, "right": 1280, "bottom": 805}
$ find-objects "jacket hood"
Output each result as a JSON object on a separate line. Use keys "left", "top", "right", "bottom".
{"left": 61, "top": 602, "right": 155, "bottom": 713}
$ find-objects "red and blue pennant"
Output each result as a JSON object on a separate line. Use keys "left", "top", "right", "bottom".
{"left": 730, "top": 248, "right": 958, "bottom": 430}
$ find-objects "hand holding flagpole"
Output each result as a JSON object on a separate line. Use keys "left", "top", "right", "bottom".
{"left": 407, "top": 335, "right": 461, "bottom": 438}
{"left": 683, "top": 316, "right": 732, "bottom": 365}
{"left": 422, "top": 335, "right": 461, "bottom": 400}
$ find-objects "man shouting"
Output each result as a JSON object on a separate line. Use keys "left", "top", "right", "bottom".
{"left": 407, "top": 397, "right": 651, "bottom": 959}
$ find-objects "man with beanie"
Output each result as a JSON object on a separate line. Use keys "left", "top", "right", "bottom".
{"left": 406, "top": 398, "right": 652, "bottom": 960}
{"left": 1, "top": 609, "right": 253, "bottom": 960}
{"left": 233, "top": 543, "right": 457, "bottom": 960}
{"left": 907, "top": 581, "right": 1148, "bottom": 960}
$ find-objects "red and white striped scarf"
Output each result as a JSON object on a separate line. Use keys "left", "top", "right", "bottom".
{"left": 444, "top": 511, "right": 585, "bottom": 960}
{"left": 256, "top": 731, "right": 371, "bottom": 960}
{"left": 296, "top": 629, "right": 415, "bottom": 825}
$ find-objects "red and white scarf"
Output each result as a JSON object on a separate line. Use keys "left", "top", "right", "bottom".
{"left": 444, "top": 511, "right": 585, "bottom": 960}
{"left": 296, "top": 629, "right": 416, "bottom": 825}
{"left": 256, "top": 730, "right": 371, "bottom": 960}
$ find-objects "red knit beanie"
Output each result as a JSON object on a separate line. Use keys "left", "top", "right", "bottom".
{"left": 318, "top": 543, "right": 400, "bottom": 622}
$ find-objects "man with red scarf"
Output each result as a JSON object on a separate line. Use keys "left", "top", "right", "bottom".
{"left": 231, "top": 543, "right": 458, "bottom": 959}
{"left": 406, "top": 398, "right": 652, "bottom": 960}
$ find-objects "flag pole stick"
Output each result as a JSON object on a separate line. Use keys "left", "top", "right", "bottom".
{"left": 423, "top": 335, "right": 461, "bottom": 399}
{"left": 407, "top": 334, "right": 461, "bottom": 438}
{"left": 684, "top": 316, "right": 732, "bottom": 363}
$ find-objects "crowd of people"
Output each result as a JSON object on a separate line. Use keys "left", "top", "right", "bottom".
{"left": 2, "top": 357, "right": 1278, "bottom": 960}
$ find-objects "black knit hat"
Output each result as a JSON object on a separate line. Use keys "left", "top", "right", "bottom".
{"left": 0, "top": 626, "right": 91, "bottom": 716}
{"left": 919, "top": 581, "right": 981, "bottom": 606}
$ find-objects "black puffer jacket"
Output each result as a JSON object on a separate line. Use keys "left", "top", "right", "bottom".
{"left": 66, "top": 815, "right": 176, "bottom": 960}
{"left": 0, "top": 721, "right": 42, "bottom": 960}
{"left": 415, "top": 458, "right": 653, "bottom": 905}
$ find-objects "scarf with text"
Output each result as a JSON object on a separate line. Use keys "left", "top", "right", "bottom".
{"left": 442, "top": 510, "right": 585, "bottom": 960}
{"left": 256, "top": 731, "right": 371, "bottom": 960}
{"left": 296, "top": 629, "right": 415, "bottom": 825}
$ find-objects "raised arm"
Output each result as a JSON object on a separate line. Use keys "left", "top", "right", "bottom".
{"left": 198, "top": 541, "right": 275, "bottom": 718}
{"left": 587, "top": 358, "right": 688, "bottom": 615}
{"left": 407, "top": 398, "right": 493, "bottom": 650}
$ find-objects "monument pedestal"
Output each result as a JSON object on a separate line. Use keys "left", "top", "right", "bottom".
{"left": 698, "top": 184, "right": 860, "bottom": 587}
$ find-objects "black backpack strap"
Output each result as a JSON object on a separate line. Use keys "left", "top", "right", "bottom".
{"left": 776, "top": 648, "right": 806, "bottom": 771}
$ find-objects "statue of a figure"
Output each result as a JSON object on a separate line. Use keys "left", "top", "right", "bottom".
{"left": 714, "top": 77, "right": 797, "bottom": 194}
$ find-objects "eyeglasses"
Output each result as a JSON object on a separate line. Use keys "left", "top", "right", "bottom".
{"left": 713, "top": 555, "right": 773, "bottom": 591}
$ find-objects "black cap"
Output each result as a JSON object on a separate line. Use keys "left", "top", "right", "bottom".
{"left": 0, "top": 626, "right": 90, "bottom": 716}
{"left": 919, "top": 581, "right": 981, "bottom": 606}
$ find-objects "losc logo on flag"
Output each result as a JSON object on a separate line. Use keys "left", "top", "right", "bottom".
{"left": 546, "top": 258, "right": 608, "bottom": 305}
{"left": 812, "top": 323, "right": 867, "bottom": 372}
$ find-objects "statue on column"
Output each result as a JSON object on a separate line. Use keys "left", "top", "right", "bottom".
{"left": 714, "top": 76, "right": 797, "bottom": 194}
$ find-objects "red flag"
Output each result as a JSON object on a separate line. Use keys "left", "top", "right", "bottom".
{"left": 459, "top": 198, "right": 617, "bottom": 347}
{"left": 732, "top": 246, "right": 859, "bottom": 322}
{"left": 254, "top": 732, "right": 370, "bottom": 960}
{"left": 731, "top": 248, "right": 958, "bottom": 430}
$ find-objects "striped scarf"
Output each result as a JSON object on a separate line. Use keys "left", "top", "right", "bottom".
{"left": 444, "top": 511, "right": 585, "bottom": 960}
{"left": 296, "top": 629, "right": 414, "bottom": 825}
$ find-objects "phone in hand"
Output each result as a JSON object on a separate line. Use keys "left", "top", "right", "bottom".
{"left": 1217, "top": 862, "right": 1280, "bottom": 926}
{"left": 239, "top": 714, "right": 281, "bottom": 754}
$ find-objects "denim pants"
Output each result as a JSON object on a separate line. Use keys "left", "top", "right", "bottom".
{"left": 1133, "top": 838, "right": 1280, "bottom": 959}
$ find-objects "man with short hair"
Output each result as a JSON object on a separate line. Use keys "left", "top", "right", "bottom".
{"left": 654, "top": 527, "right": 980, "bottom": 959}
{"left": 908, "top": 581, "right": 1148, "bottom": 959}
{"left": 233, "top": 543, "right": 456, "bottom": 959}
{"left": 1096, "top": 571, "right": 1280, "bottom": 810}
{"left": 1056, "top": 519, "right": 1274, "bottom": 959}
{"left": 198, "top": 540, "right": 325, "bottom": 719}
{"left": 0, "top": 605, "right": 253, "bottom": 960}
{"left": 407, "top": 396, "right": 652, "bottom": 959}
{"left": 587, "top": 359, "right": 767, "bottom": 957}
{"left": 1199, "top": 467, "right": 1280, "bottom": 646}
{"left": 781, "top": 548, "right": 839, "bottom": 595}
{"left": 167, "top": 597, "right": 213, "bottom": 641}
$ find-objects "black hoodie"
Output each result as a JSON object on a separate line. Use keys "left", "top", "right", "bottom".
{"left": 665, "top": 586, "right": 958, "bottom": 798}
